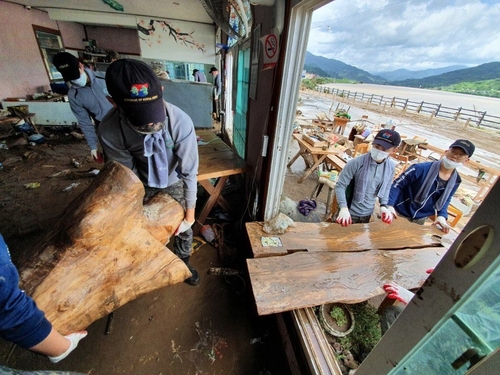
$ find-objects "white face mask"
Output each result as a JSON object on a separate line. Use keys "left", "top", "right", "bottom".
{"left": 71, "top": 72, "right": 87, "bottom": 87}
{"left": 370, "top": 148, "right": 389, "bottom": 162}
{"left": 442, "top": 156, "right": 462, "bottom": 170}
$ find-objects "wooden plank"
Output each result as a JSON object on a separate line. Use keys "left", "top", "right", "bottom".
{"left": 246, "top": 220, "right": 443, "bottom": 258}
{"left": 198, "top": 157, "right": 247, "bottom": 180}
{"left": 303, "top": 133, "right": 329, "bottom": 148}
{"left": 247, "top": 247, "right": 446, "bottom": 316}
{"left": 198, "top": 143, "right": 233, "bottom": 156}
{"left": 196, "top": 129, "right": 248, "bottom": 180}
{"left": 325, "top": 154, "right": 346, "bottom": 171}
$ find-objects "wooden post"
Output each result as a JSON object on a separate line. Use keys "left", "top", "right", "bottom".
{"left": 435, "top": 104, "right": 441, "bottom": 117}
{"left": 402, "top": 99, "right": 409, "bottom": 111}
{"left": 477, "top": 111, "right": 486, "bottom": 127}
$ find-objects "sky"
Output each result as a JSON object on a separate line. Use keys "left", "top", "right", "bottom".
{"left": 308, "top": 0, "right": 500, "bottom": 74}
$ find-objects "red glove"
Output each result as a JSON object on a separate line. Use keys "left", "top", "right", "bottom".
{"left": 383, "top": 282, "right": 415, "bottom": 304}
{"left": 380, "top": 206, "right": 397, "bottom": 224}
{"left": 91, "top": 149, "right": 104, "bottom": 164}
{"left": 336, "top": 207, "right": 352, "bottom": 227}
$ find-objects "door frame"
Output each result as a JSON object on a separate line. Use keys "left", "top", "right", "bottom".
{"left": 264, "top": 0, "right": 331, "bottom": 220}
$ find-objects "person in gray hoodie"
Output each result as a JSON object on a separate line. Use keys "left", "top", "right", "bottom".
{"left": 98, "top": 59, "right": 200, "bottom": 286}
{"left": 334, "top": 129, "right": 401, "bottom": 226}
{"left": 53, "top": 52, "right": 113, "bottom": 163}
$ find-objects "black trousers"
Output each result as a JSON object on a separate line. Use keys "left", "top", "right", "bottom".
{"left": 212, "top": 99, "right": 220, "bottom": 119}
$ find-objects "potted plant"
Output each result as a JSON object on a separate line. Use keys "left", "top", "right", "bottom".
{"left": 318, "top": 302, "right": 355, "bottom": 337}
{"left": 333, "top": 109, "right": 351, "bottom": 135}
{"left": 334, "top": 109, "right": 351, "bottom": 120}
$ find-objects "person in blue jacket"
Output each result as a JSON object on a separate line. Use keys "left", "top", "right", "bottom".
{"left": 53, "top": 52, "right": 113, "bottom": 163}
{"left": 387, "top": 139, "right": 475, "bottom": 234}
{"left": 0, "top": 234, "right": 87, "bottom": 362}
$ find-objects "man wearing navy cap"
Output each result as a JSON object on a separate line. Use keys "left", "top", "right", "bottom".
{"left": 98, "top": 59, "right": 200, "bottom": 286}
{"left": 335, "top": 129, "right": 401, "bottom": 226}
{"left": 209, "top": 66, "right": 221, "bottom": 120}
{"left": 52, "top": 52, "right": 112, "bottom": 163}
{"left": 388, "top": 139, "right": 475, "bottom": 233}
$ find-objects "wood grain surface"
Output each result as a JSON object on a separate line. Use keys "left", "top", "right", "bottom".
{"left": 19, "top": 161, "right": 189, "bottom": 334}
{"left": 246, "top": 219, "right": 443, "bottom": 258}
{"left": 197, "top": 130, "right": 248, "bottom": 180}
{"left": 247, "top": 247, "right": 446, "bottom": 316}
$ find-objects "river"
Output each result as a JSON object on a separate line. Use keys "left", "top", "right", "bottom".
{"left": 323, "top": 83, "right": 500, "bottom": 116}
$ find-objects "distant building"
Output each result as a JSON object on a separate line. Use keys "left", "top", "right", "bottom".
{"left": 305, "top": 72, "right": 317, "bottom": 79}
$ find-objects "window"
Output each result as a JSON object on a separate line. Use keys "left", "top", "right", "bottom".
{"left": 33, "top": 26, "right": 64, "bottom": 82}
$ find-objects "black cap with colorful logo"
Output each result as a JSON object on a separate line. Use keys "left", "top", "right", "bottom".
{"left": 373, "top": 129, "right": 401, "bottom": 149}
{"left": 106, "top": 59, "right": 166, "bottom": 127}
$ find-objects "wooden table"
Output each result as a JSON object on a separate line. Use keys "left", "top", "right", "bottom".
{"left": 195, "top": 130, "right": 248, "bottom": 233}
{"left": 245, "top": 220, "right": 445, "bottom": 315}
{"left": 0, "top": 116, "right": 18, "bottom": 137}
{"left": 287, "top": 133, "right": 345, "bottom": 183}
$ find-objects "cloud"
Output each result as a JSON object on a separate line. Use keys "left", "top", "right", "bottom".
{"left": 308, "top": 0, "right": 500, "bottom": 73}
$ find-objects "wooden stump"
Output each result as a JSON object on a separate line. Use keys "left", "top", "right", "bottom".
{"left": 19, "top": 161, "right": 189, "bottom": 334}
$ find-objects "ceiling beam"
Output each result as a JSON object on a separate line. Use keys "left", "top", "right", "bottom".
{"left": 47, "top": 8, "right": 137, "bottom": 28}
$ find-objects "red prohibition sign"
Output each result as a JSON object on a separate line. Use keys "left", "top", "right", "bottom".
{"left": 265, "top": 34, "right": 277, "bottom": 59}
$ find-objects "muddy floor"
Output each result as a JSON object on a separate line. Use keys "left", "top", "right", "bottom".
{"left": 0, "top": 129, "right": 291, "bottom": 374}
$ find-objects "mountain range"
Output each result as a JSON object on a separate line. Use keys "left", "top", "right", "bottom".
{"left": 374, "top": 65, "right": 468, "bottom": 81}
{"left": 304, "top": 52, "right": 384, "bottom": 83}
{"left": 304, "top": 51, "right": 500, "bottom": 88}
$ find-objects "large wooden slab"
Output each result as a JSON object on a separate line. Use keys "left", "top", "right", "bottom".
{"left": 246, "top": 219, "right": 442, "bottom": 258}
{"left": 19, "top": 161, "right": 189, "bottom": 334}
{"left": 247, "top": 247, "right": 446, "bottom": 316}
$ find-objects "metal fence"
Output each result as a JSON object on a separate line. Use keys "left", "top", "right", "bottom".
{"left": 315, "top": 86, "right": 500, "bottom": 130}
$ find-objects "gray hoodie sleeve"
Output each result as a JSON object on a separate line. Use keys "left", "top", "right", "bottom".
{"left": 334, "top": 156, "right": 364, "bottom": 209}
{"left": 68, "top": 89, "right": 99, "bottom": 150}
{"left": 166, "top": 104, "right": 199, "bottom": 209}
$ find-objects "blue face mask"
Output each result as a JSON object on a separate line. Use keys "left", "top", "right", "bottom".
{"left": 71, "top": 72, "right": 87, "bottom": 87}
